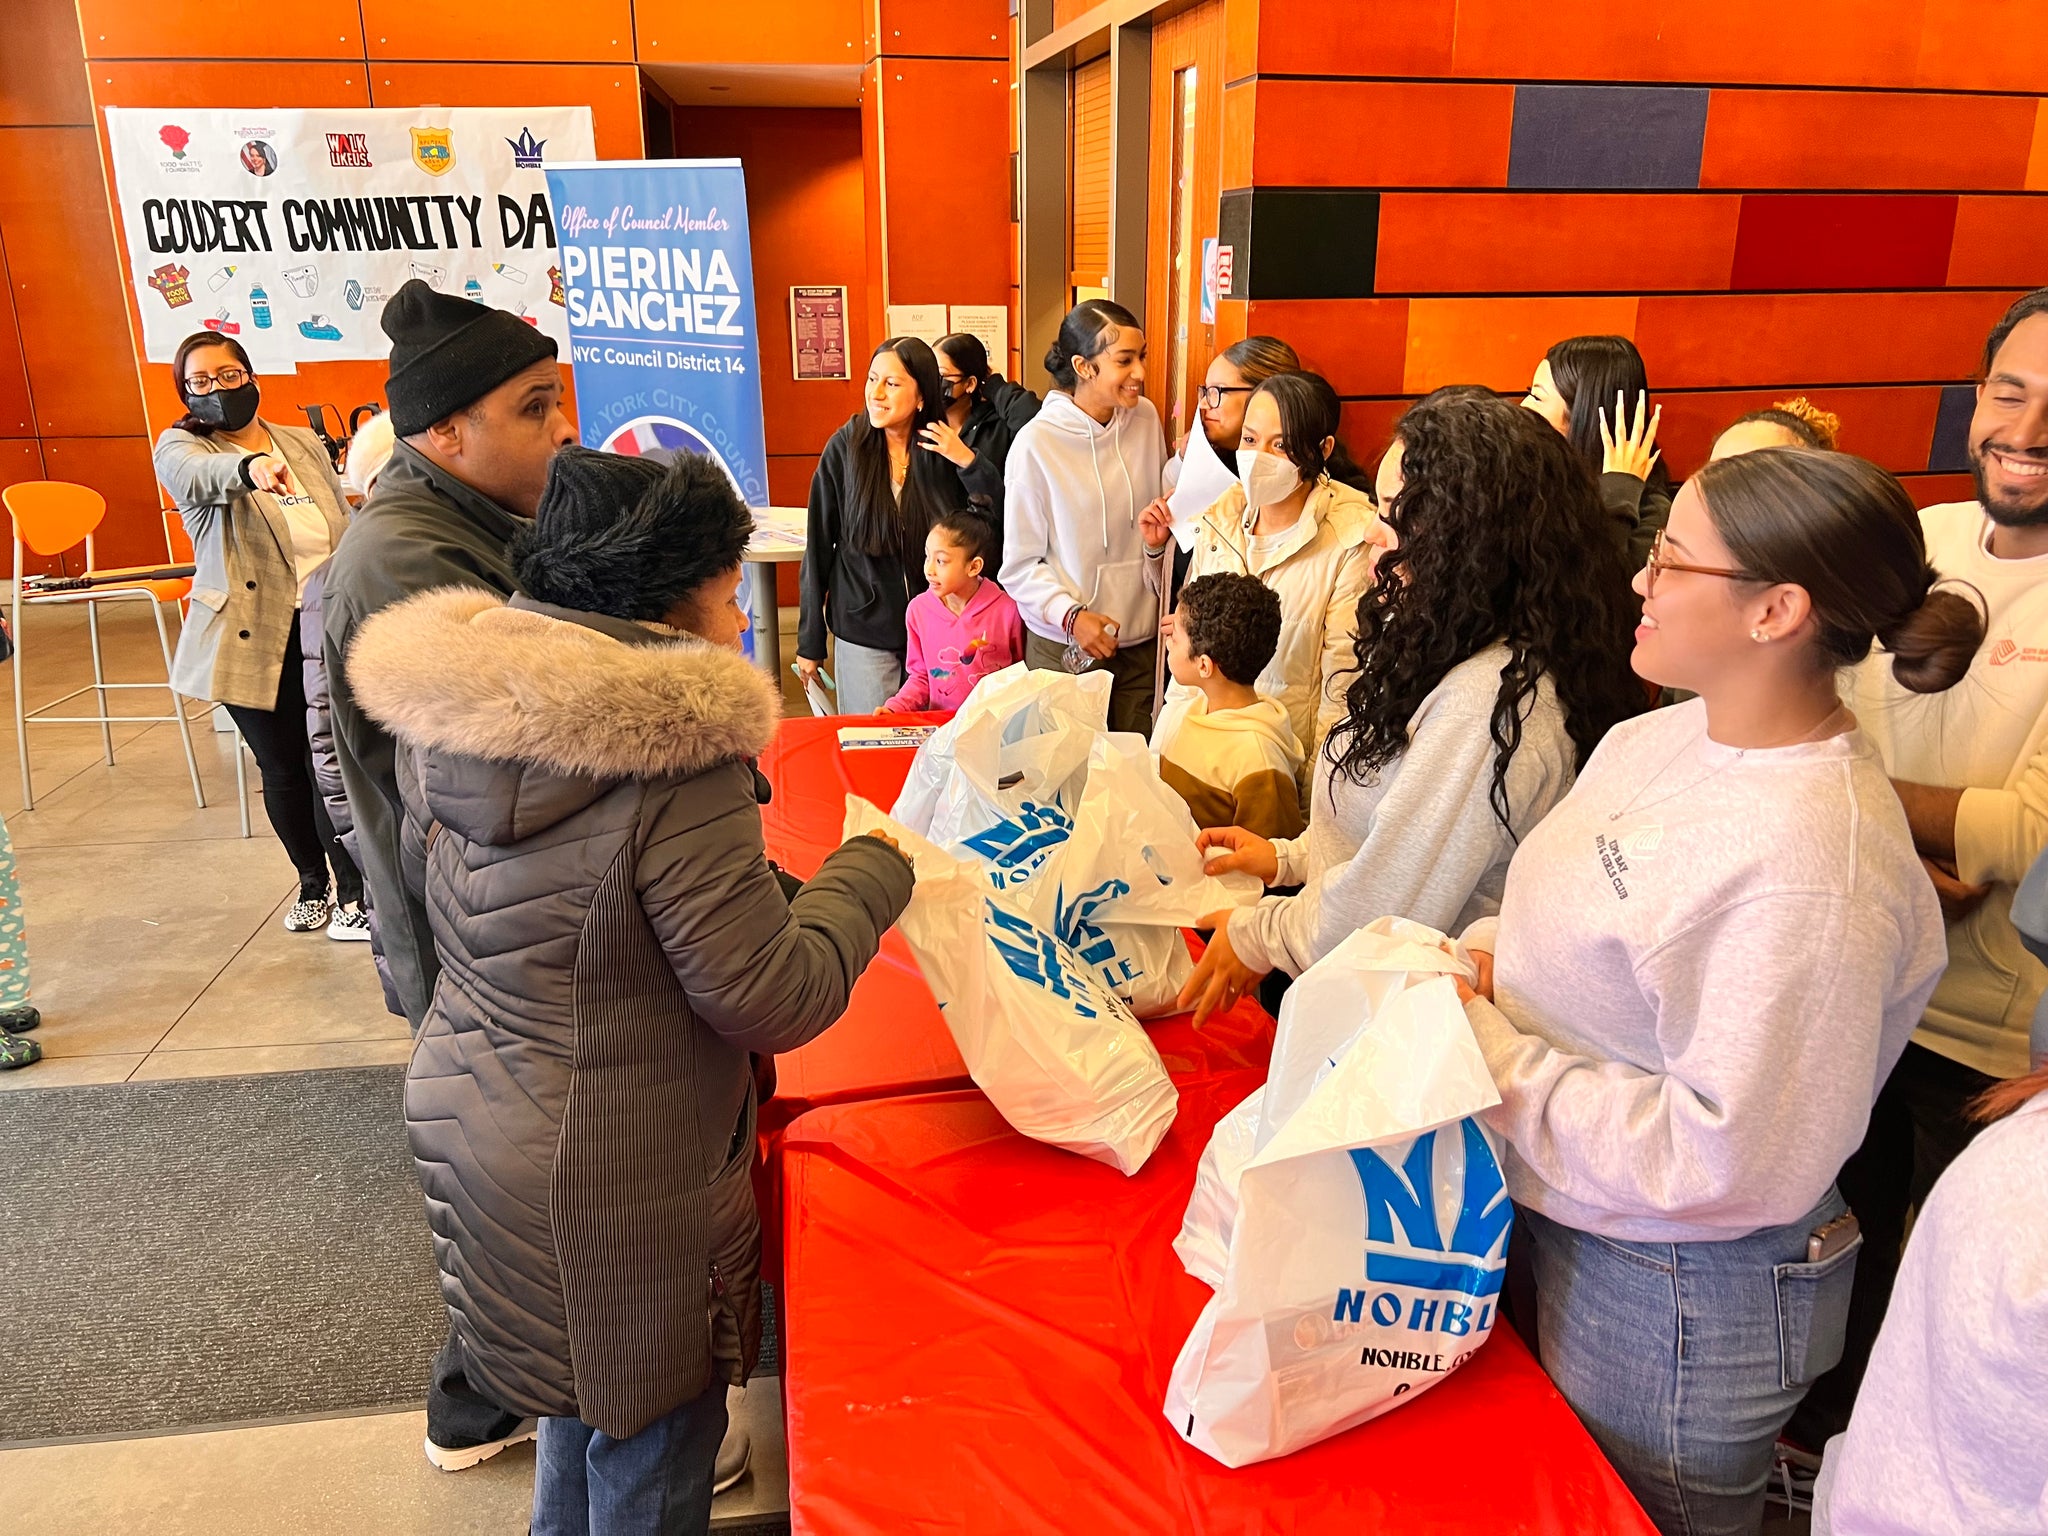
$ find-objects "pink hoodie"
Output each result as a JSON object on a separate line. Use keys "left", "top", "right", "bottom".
{"left": 883, "top": 579, "right": 1026, "bottom": 714}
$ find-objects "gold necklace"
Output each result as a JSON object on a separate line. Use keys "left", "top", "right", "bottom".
{"left": 1607, "top": 702, "right": 1852, "bottom": 823}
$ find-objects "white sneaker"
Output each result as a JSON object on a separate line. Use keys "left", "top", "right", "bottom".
{"left": 326, "top": 902, "right": 372, "bottom": 941}
{"left": 714, "top": 1384, "right": 751, "bottom": 1494}
{"left": 423, "top": 1416, "right": 538, "bottom": 1471}
{"left": 283, "top": 892, "right": 332, "bottom": 932}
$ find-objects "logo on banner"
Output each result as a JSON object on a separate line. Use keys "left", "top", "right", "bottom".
{"left": 409, "top": 127, "right": 455, "bottom": 177}
{"left": 238, "top": 139, "right": 278, "bottom": 178}
{"left": 326, "top": 132, "right": 372, "bottom": 169}
{"left": 547, "top": 265, "right": 565, "bottom": 306}
{"left": 156, "top": 124, "right": 200, "bottom": 173}
{"left": 147, "top": 264, "right": 194, "bottom": 308}
{"left": 506, "top": 128, "right": 546, "bottom": 169}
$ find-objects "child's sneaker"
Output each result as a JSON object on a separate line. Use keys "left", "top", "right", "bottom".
{"left": 0, "top": 1004, "right": 39, "bottom": 1033}
{"left": 326, "top": 903, "right": 371, "bottom": 942}
{"left": 284, "top": 891, "right": 332, "bottom": 932}
{"left": 0, "top": 1032, "right": 40, "bottom": 1070}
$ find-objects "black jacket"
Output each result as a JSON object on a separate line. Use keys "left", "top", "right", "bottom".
{"left": 957, "top": 385, "right": 1036, "bottom": 507}
{"left": 985, "top": 374, "right": 1042, "bottom": 433}
{"left": 799, "top": 415, "right": 978, "bottom": 659}
{"left": 1601, "top": 470, "right": 1671, "bottom": 574}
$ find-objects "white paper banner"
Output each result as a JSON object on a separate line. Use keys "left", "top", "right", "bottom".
{"left": 105, "top": 106, "right": 596, "bottom": 371}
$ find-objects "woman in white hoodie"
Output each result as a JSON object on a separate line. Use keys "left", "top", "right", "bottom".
{"left": 1000, "top": 300, "right": 1169, "bottom": 734}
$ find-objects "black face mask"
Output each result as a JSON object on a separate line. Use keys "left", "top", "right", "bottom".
{"left": 184, "top": 381, "right": 261, "bottom": 432}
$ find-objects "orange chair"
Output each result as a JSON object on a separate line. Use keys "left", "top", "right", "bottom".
{"left": 6, "top": 480, "right": 205, "bottom": 811}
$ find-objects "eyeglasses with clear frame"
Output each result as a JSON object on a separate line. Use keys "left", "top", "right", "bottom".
{"left": 1642, "top": 527, "right": 1757, "bottom": 596}
{"left": 183, "top": 366, "right": 251, "bottom": 395}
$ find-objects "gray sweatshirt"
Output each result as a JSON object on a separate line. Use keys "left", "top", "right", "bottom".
{"left": 1462, "top": 699, "right": 1948, "bottom": 1241}
{"left": 1228, "top": 644, "right": 1576, "bottom": 978}
{"left": 1811, "top": 1089, "right": 2048, "bottom": 1536}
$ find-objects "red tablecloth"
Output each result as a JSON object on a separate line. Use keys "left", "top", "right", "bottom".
{"left": 780, "top": 1074, "right": 1656, "bottom": 1535}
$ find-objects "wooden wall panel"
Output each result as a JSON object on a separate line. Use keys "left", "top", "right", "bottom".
{"left": 1241, "top": 298, "right": 1409, "bottom": 396}
{"left": 77, "top": 0, "right": 364, "bottom": 60}
{"left": 1402, "top": 296, "right": 1640, "bottom": 393}
{"left": 38, "top": 435, "right": 165, "bottom": 566}
{"left": 1654, "top": 385, "right": 1943, "bottom": 478}
{"left": 0, "top": 242, "right": 35, "bottom": 439}
{"left": 361, "top": 0, "right": 635, "bottom": 64}
{"left": 637, "top": 0, "right": 862, "bottom": 65}
{"left": 1246, "top": 0, "right": 1455, "bottom": 77}
{"left": 1913, "top": 1, "right": 2048, "bottom": 92}
{"left": 1948, "top": 196, "right": 2048, "bottom": 287}
{"left": 1240, "top": 82, "right": 1512, "bottom": 189}
{"left": 369, "top": 64, "right": 643, "bottom": 160}
{"left": 2, "top": 0, "right": 93, "bottom": 126}
{"left": 870, "top": 0, "right": 1008, "bottom": 60}
{"left": 880, "top": 59, "right": 1011, "bottom": 304}
{"left": 1634, "top": 291, "right": 2023, "bottom": 389}
{"left": 1376, "top": 194, "right": 1740, "bottom": 294}
{"left": 86, "top": 61, "right": 372, "bottom": 109}
{"left": 1701, "top": 91, "right": 2038, "bottom": 191}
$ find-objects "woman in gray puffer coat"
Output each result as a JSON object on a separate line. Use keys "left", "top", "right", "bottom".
{"left": 349, "top": 447, "right": 913, "bottom": 1534}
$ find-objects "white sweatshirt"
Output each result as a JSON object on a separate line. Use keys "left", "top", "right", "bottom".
{"left": 1000, "top": 391, "right": 1167, "bottom": 644}
{"left": 1463, "top": 699, "right": 1948, "bottom": 1242}
{"left": 1228, "top": 644, "right": 1577, "bottom": 978}
{"left": 1811, "top": 1088, "right": 2048, "bottom": 1536}
{"left": 1844, "top": 500, "right": 2048, "bottom": 1078}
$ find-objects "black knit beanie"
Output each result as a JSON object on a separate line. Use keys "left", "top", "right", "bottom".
{"left": 381, "top": 279, "right": 558, "bottom": 436}
{"left": 534, "top": 445, "right": 666, "bottom": 533}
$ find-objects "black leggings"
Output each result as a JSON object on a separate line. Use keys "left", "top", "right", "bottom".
{"left": 222, "top": 621, "right": 362, "bottom": 905}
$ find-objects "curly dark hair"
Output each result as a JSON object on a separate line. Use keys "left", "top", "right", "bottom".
{"left": 513, "top": 447, "right": 754, "bottom": 622}
{"left": 1177, "top": 572, "right": 1282, "bottom": 686}
{"left": 1325, "top": 391, "right": 1644, "bottom": 831}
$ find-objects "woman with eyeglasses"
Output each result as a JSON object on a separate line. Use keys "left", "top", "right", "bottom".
{"left": 1452, "top": 449, "right": 1983, "bottom": 1536}
{"left": 153, "top": 331, "right": 366, "bottom": 938}
{"left": 1182, "top": 392, "right": 1642, "bottom": 1023}
{"left": 798, "top": 337, "right": 987, "bottom": 714}
{"left": 1141, "top": 370, "right": 1379, "bottom": 790}
{"left": 1001, "top": 299, "right": 1170, "bottom": 734}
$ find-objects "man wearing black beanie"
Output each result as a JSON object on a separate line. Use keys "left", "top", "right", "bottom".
{"left": 319, "top": 279, "right": 573, "bottom": 1471}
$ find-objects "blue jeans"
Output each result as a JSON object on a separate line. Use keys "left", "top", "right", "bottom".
{"left": 531, "top": 1382, "right": 728, "bottom": 1536}
{"left": 832, "top": 640, "right": 904, "bottom": 716}
{"left": 1520, "top": 1192, "right": 1859, "bottom": 1536}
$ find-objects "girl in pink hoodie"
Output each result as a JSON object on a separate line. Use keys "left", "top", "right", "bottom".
{"left": 880, "top": 510, "right": 1025, "bottom": 714}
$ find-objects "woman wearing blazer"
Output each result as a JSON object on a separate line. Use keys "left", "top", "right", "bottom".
{"left": 154, "top": 332, "right": 365, "bottom": 938}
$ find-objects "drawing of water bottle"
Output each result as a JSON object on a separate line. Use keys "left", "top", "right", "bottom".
{"left": 250, "top": 282, "right": 272, "bottom": 330}
{"left": 464, "top": 277, "right": 484, "bottom": 304}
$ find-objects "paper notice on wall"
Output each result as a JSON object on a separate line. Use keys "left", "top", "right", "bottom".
{"left": 791, "top": 285, "right": 849, "bottom": 380}
{"left": 949, "top": 305, "right": 1008, "bottom": 369}
{"left": 885, "top": 304, "right": 949, "bottom": 344}
{"left": 105, "top": 106, "right": 594, "bottom": 369}
{"left": 1166, "top": 423, "right": 1239, "bottom": 551}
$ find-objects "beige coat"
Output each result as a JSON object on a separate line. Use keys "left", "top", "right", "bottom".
{"left": 154, "top": 422, "right": 350, "bottom": 710}
{"left": 1156, "top": 475, "right": 1378, "bottom": 792}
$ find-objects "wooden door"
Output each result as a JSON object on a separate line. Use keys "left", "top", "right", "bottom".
{"left": 1069, "top": 56, "right": 1113, "bottom": 307}
{"left": 1144, "top": 0, "right": 1223, "bottom": 445}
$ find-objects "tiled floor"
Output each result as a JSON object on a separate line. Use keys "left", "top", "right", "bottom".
{"left": 0, "top": 595, "right": 799, "bottom": 1530}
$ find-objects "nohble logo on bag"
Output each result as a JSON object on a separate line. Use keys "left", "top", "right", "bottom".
{"left": 983, "top": 899, "right": 1131, "bottom": 1024}
{"left": 326, "top": 132, "right": 372, "bottom": 168}
{"left": 960, "top": 801, "right": 1072, "bottom": 891}
{"left": 1332, "top": 1120, "right": 1513, "bottom": 1352}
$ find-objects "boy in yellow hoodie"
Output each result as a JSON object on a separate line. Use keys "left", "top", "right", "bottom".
{"left": 1151, "top": 573, "right": 1305, "bottom": 841}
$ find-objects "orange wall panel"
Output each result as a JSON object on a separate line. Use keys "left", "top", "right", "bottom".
{"left": 1947, "top": 196, "right": 2048, "bottom": 288}
{"left": 1914, "top": 1, "right": 2048, "bottom": 92}
{"left": 1403, "top": 296, "right": 1640, "bottom": 394}
{"left": 870, "top": 0, "right": 1008, "bottom": 60}
{"left": 0, "top": 439, "right": 53, "bottom": 578}
{"left": 1244, "top": 82, "right": 1513, "bottom": 190}
{"left": 77, "top": 0, "right": 363, "bottom": 60}
{"left": 1902, "top": 473, "right": 1978, "bottom": 507}
{"left": 370, "top": 64, "right": 642, "bottom": 161}
{"left": 1701, "top": 91, "right": 2038, "bottom": 191}
{"left": 0, "top": 127, "right": 146, "bottom": 439}
{"left": 3, "top": 0, "right": 93, "bottom": 127}
{"left": 637, "top": 0, "right": 862, "bottom": 66}
{"left": 1448, "top": 0, "right": 1921, "bottom": 88}
{"left": 362, "top": 0, "right": 634, "bottom": 64}
{"left": 1249, "top": 0, "right": 1454, "bottom": 77}
{"left": 1634, "top": 291, "right": 2023, "bottom": 389}
{"left": 0, "top": 246, "right": 35, "bottom": 438}
{"left": 1242, "top": 299, "right": 1409, "bottom": 396}
{"left": 1338, "top": 399, "right": 1410, "bottom": 462}
{"left": 876, "top": 59, "right": 1011, "bottom": 304}
{"left": 1376, "top": 194, "right": 1740, "bottom": 295}
{"left": 670, "top": 107, "right": 868, "bottom": 458}
{"left": 88, "top": 61, "right": 372, "bottom": 109}
{"left": 39, "top": 435, "right": 165, "bottom": 566}
{"left": 1654, "top": 385, "right": 1942, "bottom": 479}
{"left": 2027, "top": 102, "right": 2048, "bottom": 192}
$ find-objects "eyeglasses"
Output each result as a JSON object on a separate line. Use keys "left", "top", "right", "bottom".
{"left": 1196, "top": 384, "right": 1253, "bottom": 409}
{"left": 184, "top": 366, "right": 250, "bottom": 394}
{"left": 1643, "top": 529, "right": 1758, "bottom": 596}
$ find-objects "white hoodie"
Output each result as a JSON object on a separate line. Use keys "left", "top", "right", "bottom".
{"left": 1000, "top": 391, "right": 1167, "bottom": 644}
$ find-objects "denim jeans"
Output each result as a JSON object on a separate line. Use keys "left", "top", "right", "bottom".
{"left": 1520, "top": 1191, "right": 1859, "bottom": 1536}
{"left": 832, "top": 640, "right": 905, "bottom": 716}
{"left": 531, "top": 1381, "right": 729, "bottom": 1536}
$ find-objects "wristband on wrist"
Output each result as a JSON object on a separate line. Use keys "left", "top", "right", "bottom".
{"left": 237, "top": 454, "right": 260, "bottom": 489}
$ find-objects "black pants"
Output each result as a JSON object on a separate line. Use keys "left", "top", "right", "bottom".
{"left": 1023, "top": 632, "right": 1160, "bottom": 736}
{"left": 429, "top": 1327, "right": 529, "bottom": 1448}
{"left": 222, "top": 622, "right": 362, "bottom": 905}
{"left": 1785, "top": 1040, "right": 1994, "bottom": 1447}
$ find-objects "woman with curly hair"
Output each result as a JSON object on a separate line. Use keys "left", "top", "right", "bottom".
{"left": 1711, "top": 396, "right": 1842, "bottom": 460}
{"left": 1180, "top": 390, "right": 1643, "bottom": 1022}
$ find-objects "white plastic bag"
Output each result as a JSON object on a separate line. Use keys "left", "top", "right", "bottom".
{"left": 1020, "top": 734, "right": 1260, "bottom": 1017}
{"left": 1174, "top": 1086, "right": 1263, "bottom": 1288}
{"left": 845, "top": 796, "right": 1178, "bottom": 1175}
{"left": 1164, "top": 923, "right": 1509, "bottom": 1467}
{"left": 890, "top": 665, "right": 1108, "bottom": 898}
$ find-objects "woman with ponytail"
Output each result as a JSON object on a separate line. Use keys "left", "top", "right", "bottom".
{"left": 1455, "top": 448, "right": 1984, "bottom": 1536}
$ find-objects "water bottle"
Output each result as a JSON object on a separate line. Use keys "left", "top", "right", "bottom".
{"left": 250, "top": 283, "right": 272, "bottom": 329}
{"left": 464, "top": 277, "right": 484, "bottom": 303}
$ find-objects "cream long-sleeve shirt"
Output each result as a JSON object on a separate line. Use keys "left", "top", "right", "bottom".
{"left": 1462, "top": 700, "right": 1948, "bottom": 1242}
{"left": 1844, "top": 501, "right": 2048, "bottom": 1077}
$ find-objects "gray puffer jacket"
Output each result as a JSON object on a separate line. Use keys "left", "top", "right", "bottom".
{"left": 348, "top": 587, "right": 913, "bottom": 1438}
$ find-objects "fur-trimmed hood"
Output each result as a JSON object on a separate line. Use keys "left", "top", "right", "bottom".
{"left": 350, "top": 587, "right": 781, "bottom": 843}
